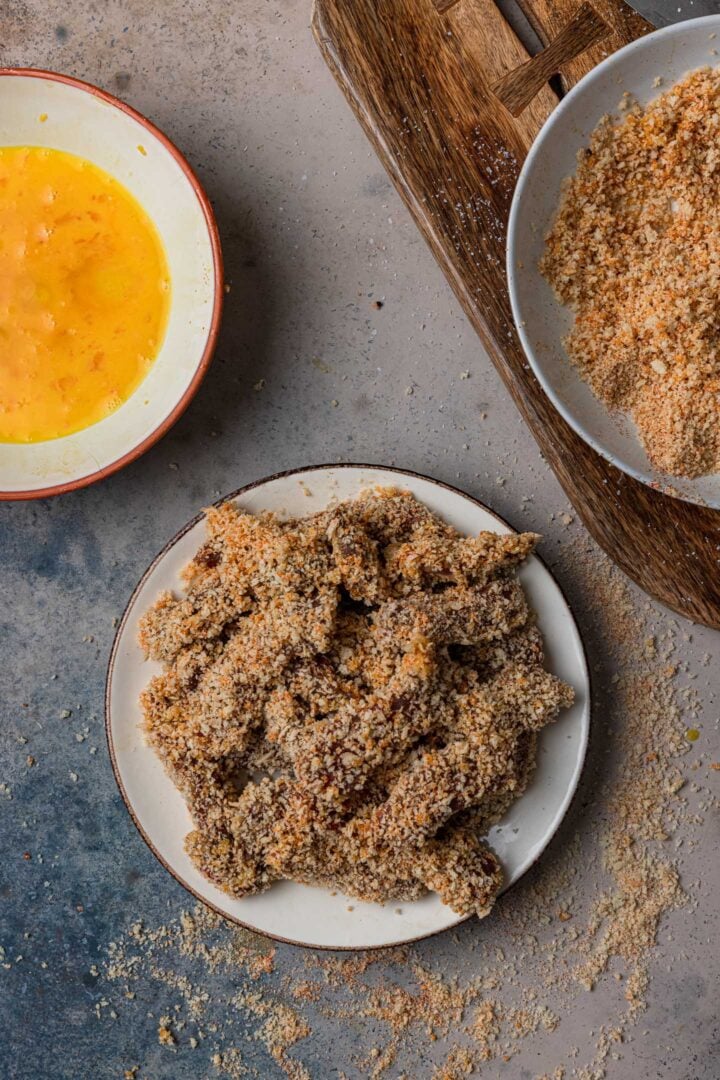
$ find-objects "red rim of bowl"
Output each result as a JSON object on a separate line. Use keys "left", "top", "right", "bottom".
{"left": 0, "top": 67, "right": 224, "bottom": 501}
{"left": 105, "top": 462, "right": 592, "bottom": 951}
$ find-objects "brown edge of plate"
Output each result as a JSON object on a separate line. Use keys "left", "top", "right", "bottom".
{"left": 105, "top": 462, "right": 593, "bottom": 951}
{"left": 0, "top": 67, "right": 224, "bottom": 501}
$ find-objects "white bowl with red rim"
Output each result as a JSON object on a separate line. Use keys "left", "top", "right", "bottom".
{"left": 0, "top": 68, "right": 223, "bottom": 500}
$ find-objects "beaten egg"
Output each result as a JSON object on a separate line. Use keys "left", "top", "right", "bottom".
{"left": 0, "top": 146, "right": 170, "bottom": 443}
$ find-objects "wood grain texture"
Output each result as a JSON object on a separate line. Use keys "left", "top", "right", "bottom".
{"left": 517, "top": 0, "right": 653, "bottom": 86}
{"left": 445, "top": 0, "right": 558, "bottom": 132}
{"left": 493, "top": 3, "right": 610, "bottom": 116}
{"left": 312, "top": 0, "right": 720, "bottom": 628}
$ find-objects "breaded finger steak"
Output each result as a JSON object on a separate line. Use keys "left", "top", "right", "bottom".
{"left": 139, "top": 488, "right": 574, "bottom": 920}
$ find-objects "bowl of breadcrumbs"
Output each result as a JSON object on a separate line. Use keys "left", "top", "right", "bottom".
{"left": 106, "top": 465, "right": 589, "bottom": 950}
{"left": 508, "top": 14, "right": 720, "bottom": 508}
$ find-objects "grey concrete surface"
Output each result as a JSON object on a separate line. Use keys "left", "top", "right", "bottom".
{"left": 0, "top": 2, "right": 718, "bottom": 1078}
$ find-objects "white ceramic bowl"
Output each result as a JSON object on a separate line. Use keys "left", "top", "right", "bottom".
{"left": 106, "top": 465, "right": 590, "bottom": 950}
{"left": 508, "top": 16, "right": 720, "bottom": 508}
{"left": 0, "top": 69, "right": 223, "bottom": 499}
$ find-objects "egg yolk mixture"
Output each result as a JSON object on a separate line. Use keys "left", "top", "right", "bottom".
{"left": 0, "top": 146, "right": 171, "bottom": 443}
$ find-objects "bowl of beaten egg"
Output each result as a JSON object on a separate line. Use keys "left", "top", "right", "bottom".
{"left": 0, "top": 69, "right": 223, "bottom": 499}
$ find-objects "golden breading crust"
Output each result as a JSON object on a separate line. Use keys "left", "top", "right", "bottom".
{"left": 139, "top": 487, "right": 574, "bottom": 919}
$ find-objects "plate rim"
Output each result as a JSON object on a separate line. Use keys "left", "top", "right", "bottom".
{"left": 105, "top": 462, "right": 592, "bottom": 950}
{"left": 506, "top": 15, "right": 720, "bottom": 508}
{"left": 0, "top": 66, "right": 224, "bottom": 501}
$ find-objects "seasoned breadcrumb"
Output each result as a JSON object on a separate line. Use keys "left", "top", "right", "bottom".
{"left": 542, "top": 67, "right": 720, "bottom": 478}
{"left": 139, "top": 488, "right": 574, "bottom": 919}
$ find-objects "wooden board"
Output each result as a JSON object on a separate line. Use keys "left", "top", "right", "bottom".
{"left": 312, "top": 0, "right": 720, "bottom": 628}
{"left": 517, "top": 0, "right": 652, "bottom": 86}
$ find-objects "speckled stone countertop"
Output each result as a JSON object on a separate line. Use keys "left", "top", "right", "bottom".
{"left": 1, "top": 2, "right": 719, "bottom": 1078}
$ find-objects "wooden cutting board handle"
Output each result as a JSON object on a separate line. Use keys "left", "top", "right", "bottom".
{"left": 312, "top": 0, "right": 720, "bottom": 628}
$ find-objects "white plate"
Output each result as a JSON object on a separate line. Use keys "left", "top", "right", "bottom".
{"left": 0, "top": 69, "right": 223, "bottom": 499}
{"left": 507, "top": 16, "right": 720, "bottom": 508}
{"left": 106, "top": 465, "right": 590, "bottom": 949}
